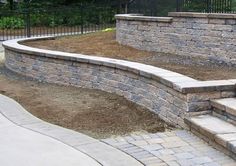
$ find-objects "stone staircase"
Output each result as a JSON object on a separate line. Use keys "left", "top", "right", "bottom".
{"left": 185, "top": 98, "right": 236, "bottom": 160}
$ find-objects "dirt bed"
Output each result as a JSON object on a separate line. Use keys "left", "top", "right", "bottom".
{"left": 0, "top": 61, "right": 171, "bottom": 139}
{"left": 24, "top": 31, "right": 236, "bottom": 81}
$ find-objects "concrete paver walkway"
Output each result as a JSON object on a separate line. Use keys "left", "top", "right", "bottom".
{"left": 102, "top": 131, "right": 236, "bottom": 166}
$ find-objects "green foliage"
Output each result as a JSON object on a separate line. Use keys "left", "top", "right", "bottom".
{"left": 21, "top": 6, "right": 115, "bottom": 28}
{"left": 0, "top": 17, "right": 24, "bottom": 29}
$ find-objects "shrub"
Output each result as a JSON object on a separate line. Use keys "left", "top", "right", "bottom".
{"left": 0, "top": 17, "right": 24, "bottom": 29}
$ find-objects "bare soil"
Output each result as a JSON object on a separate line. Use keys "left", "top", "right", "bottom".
{"left": 24, "top": 31, "right": 236, "bottom": 81}
{"left": 0, "top": 60, "right": 171, "bottom": 139}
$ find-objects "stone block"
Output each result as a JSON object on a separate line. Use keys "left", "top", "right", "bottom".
{"left": 225, "top": 19, "right": 236, "bottom": 25}
{"left": 208, "top": 19, "right": 226, "bottom": 25}
{"left": 187, "top": 92, "right": 221, "bottom": 102}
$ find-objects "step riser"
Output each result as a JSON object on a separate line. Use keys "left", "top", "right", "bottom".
{"left": 211, "top": 99, "right": 236, "bottom": 125}
{"left": 212, "top": 108, "right": 236, "bottom": 126}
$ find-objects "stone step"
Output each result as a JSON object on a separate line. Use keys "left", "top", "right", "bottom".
{"left": 185, "top": 115, "right": 236, "bottom": 159}
{"left": 211, "top": 98, "right": 236, "bottom": 125}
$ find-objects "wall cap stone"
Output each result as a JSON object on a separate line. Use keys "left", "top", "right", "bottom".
{"left": 168, "top": 12, "right": 236, "bottom": 19}
{"left": 3, "top": 37, "right": 236, "bottom": 94}
{"left": 115, "top": 14, "right": 173, "bottom": 22}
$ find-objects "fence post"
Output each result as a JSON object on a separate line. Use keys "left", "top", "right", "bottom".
{"left": 25, "top": 0, "right": 31, "bottom": 37}
{"left": 206, "top": 0, "right": 210, "bottom": 13}
{"left": 176, "top": 0, "right": 180, "bottom": 12}
{"left": 80, "top": 4, "right": 84, "bottom": 35}
{"left": 26, "top": 10, "right": 31, "bottom": 37}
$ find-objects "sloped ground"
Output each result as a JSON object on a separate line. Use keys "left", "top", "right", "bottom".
{"left": 24, "top": 31, "right": 236, "bottom": 81}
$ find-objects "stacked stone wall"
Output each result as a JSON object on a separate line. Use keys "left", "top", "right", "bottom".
{"left": 116, "top": 12, "right": 236, "bottom": 65}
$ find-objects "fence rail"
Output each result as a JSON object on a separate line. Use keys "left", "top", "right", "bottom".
{"left": 126, "top": 0, "right": 236, "bottom": 16}
{"left": 0, "top": 5, "right": 115, "bottom": 41}
{"left": 176, "top": 0, "right": 234, "bottom": 13}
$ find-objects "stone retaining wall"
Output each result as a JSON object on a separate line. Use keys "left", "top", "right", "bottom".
{"left": 116, "top": 12, "right": 236, "bottom": 65}
{"left": 3, "top": 37, "right": 236, "bottom": 128}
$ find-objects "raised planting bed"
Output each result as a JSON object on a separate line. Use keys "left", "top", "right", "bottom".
{"left": 23, "top": 31, "right": 236, "bottom": 81}
{"left": 116, "top": 13, "right": 236, "bottom": 67}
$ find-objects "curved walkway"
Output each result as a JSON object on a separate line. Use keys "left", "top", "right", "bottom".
{"left": 0, "top": 94, "right": 142, "bottom": 166}
{"left": 0, "top": 111, "right": 100, "bottom": 166}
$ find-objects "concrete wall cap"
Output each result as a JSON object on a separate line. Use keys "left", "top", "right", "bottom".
{"left": 115, "top": 14, "right": 173, "bottom": 22}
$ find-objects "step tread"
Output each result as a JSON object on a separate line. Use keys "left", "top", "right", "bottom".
{"left": 211, "top": 98, "right": 236, "bottom": 116}
{"left": 187, "top": 115, "right": 236, "bottom": 154}
{"left": 189, "top": 114, "right": 236, "bottom": 134}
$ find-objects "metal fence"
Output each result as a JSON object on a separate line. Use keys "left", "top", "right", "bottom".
{"left": 176, "top": 0, "right": 234, "bottom": 13}
{"left": 1, "top": 0, "right": 236, "bottom": 41}
{"left": 126, "top": 0, "right": 236, "bottom": 16}
{"left": 127, "top": 0, "right": 177, "bottom": 16}
{"left": 0, "top": 5, "right": 115, "bottom": 41}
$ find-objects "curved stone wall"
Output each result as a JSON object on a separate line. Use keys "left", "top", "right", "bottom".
{"left": 3, "top": 37, "right": 236, "bottom": 128}
{"left": 116, "top": 12, "right": 236, "bottom": 66}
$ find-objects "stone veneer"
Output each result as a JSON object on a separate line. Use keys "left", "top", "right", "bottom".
{"left": 116, "top": 12, "right": 236, "bottom": 65}
{"left": 2, "top": 37, "right": 236, "bottom": 128}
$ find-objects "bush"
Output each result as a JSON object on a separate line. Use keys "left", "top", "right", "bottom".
{"left": 0, "top": 17, "right": 24, "bottom": 29}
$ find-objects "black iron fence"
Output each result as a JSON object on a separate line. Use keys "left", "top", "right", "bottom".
{"left": 176, "top": 0, "right": 235, "bottom": 13}
{"left": 127, "top": 0, "right": 177, "bottom": 16}
{"left": 128, "top": 0, "right": 236, "bottom": 16}
{"left": 0, "top": 5, "right": 115, "bottom": 41}
{"left": 1, "top": 0, "right": 236, "bottom": 41}
{"left": 126, "top": 0, "right": 236, "bottom": 16}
